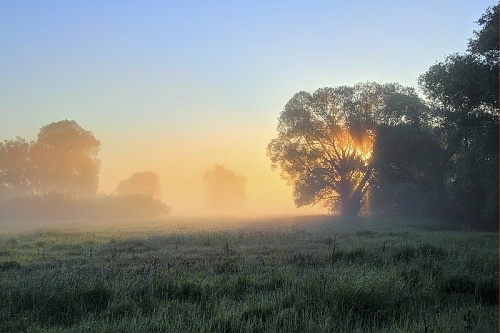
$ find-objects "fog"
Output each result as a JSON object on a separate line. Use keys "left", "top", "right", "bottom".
{"left": 94, "top": 124, "right": 325, "bottom": 218}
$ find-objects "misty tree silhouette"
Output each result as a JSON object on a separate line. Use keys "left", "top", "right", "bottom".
{"left": 203, "top": 164, "right": 247, "bottom": 213}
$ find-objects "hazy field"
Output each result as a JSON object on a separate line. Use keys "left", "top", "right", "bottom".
{"left": 0, "top": 216, "right": 498, "bottom": 332}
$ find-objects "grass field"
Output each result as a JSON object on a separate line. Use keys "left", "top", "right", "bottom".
{"left": 0, "top": 216, "right": 498, "bottom": 332}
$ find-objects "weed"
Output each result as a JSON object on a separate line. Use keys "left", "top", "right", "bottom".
{"left": 463, "top": 309, "right": 476, "bottom": 333}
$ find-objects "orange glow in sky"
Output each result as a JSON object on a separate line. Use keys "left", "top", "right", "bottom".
{"left": 95, "top": 121, "right": 323, "bottom": 216}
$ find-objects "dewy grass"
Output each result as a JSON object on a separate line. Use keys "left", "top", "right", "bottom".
{"left": 0, "top": 216, "right": 497, "bottom": 332}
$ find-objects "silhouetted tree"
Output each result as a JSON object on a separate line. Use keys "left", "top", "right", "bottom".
{"left": 116, "top": 171, "right": 162, "bottom": 200}
{"left": 0, "top": 137, "right": 32, "bottom": 201}
{"left": 419, "top": 5, "right": 498, "bottom": 225}
{"left": 371, "top": 124, "right": 447, "bottom": 217}
{"left": 30, "top": 120, "right": 101, "bottom": 198}
{"left": 203, "top": 164, "right": 247, "bottom": 212}
{"left": 268, "top": 82, "right": 429, "bottom": 216}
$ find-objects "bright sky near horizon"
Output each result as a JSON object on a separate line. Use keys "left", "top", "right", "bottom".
{"left": 0, "top": 1, "right": 494, "bottom": 216}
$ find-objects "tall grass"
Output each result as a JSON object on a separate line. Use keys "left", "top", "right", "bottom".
{"left": 0, "top": 216, "right": 497, "bottom": 332}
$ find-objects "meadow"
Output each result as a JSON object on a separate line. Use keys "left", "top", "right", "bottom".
{"left": 0, "top": 216, "right": 497, "bottom": 332}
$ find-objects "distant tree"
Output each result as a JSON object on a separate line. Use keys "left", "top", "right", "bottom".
{"left": 203, "top": 164, "right": 247, "bottom": 212}
{"left": 419, "top": 5, "right": 498, "bottom": 225}
{"left": 115, "top": 171, "right": 162, "bottom": 200}
{"left": 30, "top": 120, "right": 101, "bottom": 198}
{"left": 0, "top": 137, "right": 32, "bottom": 200}
{"left": 267, "top": 82, "right": 429, "bottom": 216}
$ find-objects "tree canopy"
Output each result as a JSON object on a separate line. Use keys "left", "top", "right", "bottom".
{"left": 0, "top": 137, "right": 32, "bottom": 201}
{"left": 116, "top": 171, "right": 162, "bottom": 200}
{"left": 418, "top": 5, "right": 499, "bottom": 224}
{"left": 267, "top": 82, "right": 429, "bottom": 216}
{"left": 30, "top": 120, "right": 101, "bottom": 198}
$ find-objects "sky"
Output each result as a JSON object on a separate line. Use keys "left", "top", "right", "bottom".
{"left": 0, "top": 1, "right": 495, "bottom": 216}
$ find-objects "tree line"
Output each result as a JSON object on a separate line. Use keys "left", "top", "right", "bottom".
{"left": 0, "top": 119, "right": 248, "bottom": 220}
{"left": 268, "top": 5, "right": 498, "bottom": 229}
{"left": 0, "top": 120, "right": 169, "bottom": 220}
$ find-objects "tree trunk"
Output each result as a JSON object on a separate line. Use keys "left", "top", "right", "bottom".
{"left": 341, "top": 198, "right": 362, "bottom": 216}
{"left": 339, "top": 167, "right": 374, "bottom": 217}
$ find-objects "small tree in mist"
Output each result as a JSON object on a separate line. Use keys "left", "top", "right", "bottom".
{"left": 203, "top": 164, "right": 247, "bottom": 213}
{"left": 115, "top": 171, "right": 162, "bottom": 200}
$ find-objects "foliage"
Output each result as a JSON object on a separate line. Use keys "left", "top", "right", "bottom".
{"left": 268, "top": 82, "right": 429, "bottom": 216}
{"left": 203, "top": 164, "right": 247, "bottom": 213}
{"left": 0, "top": 120, "right": 101, "bottom": 200}
{"left": 0, "top": 216, "right": 497, "bottom": 332}
{"left": 468, "top": 5, "right": 499, "bottom": 67}
{"left": 115, "top": 171, "right": 162, "bottom": 200}
{"left": 30, "top": 120, "right": 101, "bottom": 198}
{"left": 0, "top": 137, "right": 32, "bottom": 201}
{"left": 418, "top": 5, "right": 499, "bottom": 226}
{"left": 371, "top": 124, "right": 447, "bottom": 217}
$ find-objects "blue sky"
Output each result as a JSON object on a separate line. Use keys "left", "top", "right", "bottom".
{"left": 0, "top": 1, "right": 494, "bottom": 214}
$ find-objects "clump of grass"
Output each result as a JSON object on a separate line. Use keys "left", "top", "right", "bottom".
{"left": 475, "top": 277, "right": 499, "bottom": 305}
{"left": 440, "top": 274, "right": 476, "bottom": 294}
{"left": 108, "top": 298, "right": 136, "bottom": 318}
{"left": 336, "top": 248, "right": 366, "bottom": 262}
{"left": 0, "top": 260, "right": 22, "bottom": 270}
{"left": 393, "top": 243, "right": 446, "bottom": 262}
{"left": 79, "top": 282, "right": 112, "bottom": 311}
{"left": 154, "top": 277, "right": 204, "bottom": 301}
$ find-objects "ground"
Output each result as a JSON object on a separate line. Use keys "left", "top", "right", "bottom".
{"left": 0, "top": 215, "right": 498, "bottom": 332}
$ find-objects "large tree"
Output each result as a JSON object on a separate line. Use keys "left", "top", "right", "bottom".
{"left": 419, "top": 5, "right": 498, "bottom": 224}
{"left": 371, "top": 123, "right": 447, "bottom": 217}
{"left": 30, "top": 120, "right": 101, "bottom": 198}
{"left": 268, "top": 82, "right": 427, "bottom": 216}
